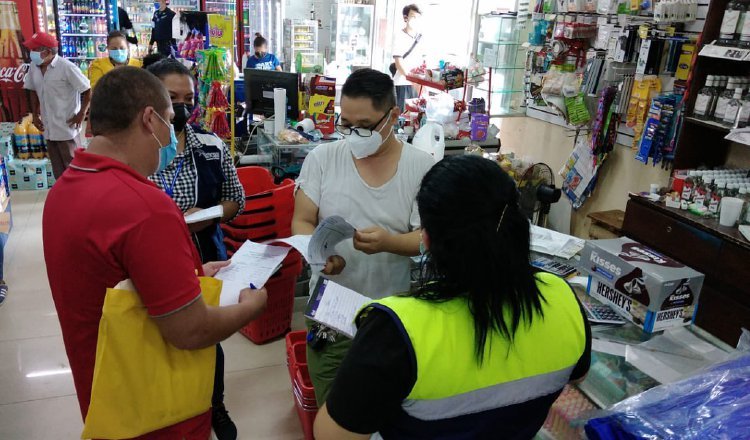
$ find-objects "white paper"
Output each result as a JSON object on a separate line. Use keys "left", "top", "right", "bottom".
{"left": 272, "top": 235, "right": 313, "bottom": 263}
{"left": 308, "top": 216, "right": 356, "bottom": 267}
{"left": 270, "top": 216, "right": 355, "bottom": 271}
{"left": 216, "top": 241, "right": 290, "bottom": 306}
{"left": 308, "top": 280, "right": 371, "bottom": 338}
{"left": 184, "top": 205, "right": 224, "bottom": 224}
{"left": 530, "top": 224, "right": 585, "bottom": 259}
{"left": 725, "top": 127, "right": 750, "bottom": 146}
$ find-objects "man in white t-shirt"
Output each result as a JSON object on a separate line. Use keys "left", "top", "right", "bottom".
{"left": 392, "top": 4, "right": 423, "bottom": 111}
{"left": 293, "top": 68, "right": 433, "bottom": 405}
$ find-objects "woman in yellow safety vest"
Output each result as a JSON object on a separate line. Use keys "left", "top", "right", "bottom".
{"left": 314, "top": 155, "right": 592, "bottom": 439}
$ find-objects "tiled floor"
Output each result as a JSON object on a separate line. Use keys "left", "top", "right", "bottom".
{"left": 0, "top": 190, "right": 307, "bottom": 439}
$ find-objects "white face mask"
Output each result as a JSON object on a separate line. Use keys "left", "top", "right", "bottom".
{"left": 345, "top": 125, "right": 393, "bottom": 159}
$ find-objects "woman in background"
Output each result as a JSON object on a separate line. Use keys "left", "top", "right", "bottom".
{"left": 147, "top": 58, "right": 245, "bottom": 440}
{"left": 88, "top": 31, "right": 142, "bottom": 90}
{"left": 314, "top": 155, "right": 592, "bottom": 439}
{"left": 246, "top": 33, "right": 282, "bottom": 71}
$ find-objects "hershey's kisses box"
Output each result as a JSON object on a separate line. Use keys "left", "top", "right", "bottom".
{"left": 580, "top": 237, "right": 704, "bottom": 333}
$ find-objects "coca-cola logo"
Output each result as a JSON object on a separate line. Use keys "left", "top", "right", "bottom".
{"left": 0, "top": 64, "right": 29, "bottom": 84}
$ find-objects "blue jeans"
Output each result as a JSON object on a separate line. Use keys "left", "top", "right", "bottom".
{"left": 0, "top": 238, "right": 5, "bottom": 280}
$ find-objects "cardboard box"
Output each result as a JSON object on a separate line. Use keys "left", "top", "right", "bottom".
{"left": 579, "top": 237, "right": 704, "bottom": 333}
{"left": 308, "top": 76, "right": 336, "bottom": 135}
{"left": 7, "top": 159, "right": 48, "bottom": 191}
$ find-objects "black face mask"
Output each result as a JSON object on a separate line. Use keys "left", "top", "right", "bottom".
{"left": 255, "top": 51, "right": 266, "bottom": 58}
{"left": 172, "top": 103, "right": 192, "bottom": 133}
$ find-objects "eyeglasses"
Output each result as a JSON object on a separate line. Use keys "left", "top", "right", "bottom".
{"left": 335, "top": 111, "right": 390, "bottom": 138}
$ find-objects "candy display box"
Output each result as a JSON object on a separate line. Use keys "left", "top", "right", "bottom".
{"left": 579, "top": 237, "right": 704, "bottom": 333}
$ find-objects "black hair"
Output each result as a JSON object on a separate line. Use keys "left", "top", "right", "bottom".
{"left": 341, "top": 68, "right": 396, "bottom": 112}
{"left": 403, "top": 4, "right": 421, "bottom": 18}
{"left": 416, "top": 155, "right": 546, "bottom": 364}
{"left": 106, "top": 30, "right": 127, "bottom": 45}
{"left": 146, "top": 57, "right": 192, "bottom": 79}
{"left": 253, "top": 33, "right": 267, "bottom": 49}
{"left": 141, "top": 52, "right": 167, "bottom": 69}
{"left": 90, "top": 66, "right": 169, "bottom": 136}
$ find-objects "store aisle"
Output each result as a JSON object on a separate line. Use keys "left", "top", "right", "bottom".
{"left": 0, "top": 191, "right": 306, "bottom": 439}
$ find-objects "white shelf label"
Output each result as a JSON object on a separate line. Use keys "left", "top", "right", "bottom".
{"left": 699, "top": 44, "right": 750, "bottom": 61}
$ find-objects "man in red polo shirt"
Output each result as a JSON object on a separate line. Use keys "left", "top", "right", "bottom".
{"left": 43, "top": 67, "right": 267, "bottom": 439}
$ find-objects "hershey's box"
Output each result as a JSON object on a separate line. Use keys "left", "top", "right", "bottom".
{"left": 580, "top": 237, "right": 704, "bottom": 333}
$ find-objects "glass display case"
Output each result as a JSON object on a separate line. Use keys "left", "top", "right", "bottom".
{"left": 473, "top": 12, "right": 526, "bottom": 116}
{"left": 242, "top": 0, "right": 283, "bottom": 68}
{"left": 55, "top": 0, "right": 118, "bottom": 75}
{"left": 120, "top": 0, "right": 156, "bottom": 59}
{"left": 283, "top": 19, "right": 318, "bottom": 73}
{"left": 332, "top": 3, "right": 374, "bottom": 67}
{"left": 37, "top": 0, "right": 57, "bottom": 38}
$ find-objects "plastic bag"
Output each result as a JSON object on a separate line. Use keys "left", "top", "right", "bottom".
{"left": 425, "top": 92, "right": 456, "bottom": 124}
{"left": 412, "top": 122, "right": 445, "bottom": 162}
{"left": 585, "top": 352, "right": 750, "bottom": 439}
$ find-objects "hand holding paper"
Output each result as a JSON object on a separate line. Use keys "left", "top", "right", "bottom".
{"left": 271, "top": 216, "right": 356, "bottom": 272}
{"left": 215, "top": 241, "right": 290, "bottom": 306}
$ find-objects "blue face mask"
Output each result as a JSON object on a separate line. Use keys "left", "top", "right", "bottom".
{"left": 109, "top": 49, "right": 128, "bottom": 64}
{"left": 30, "top": 51, "right": 45, "bottom": 66}
{"left": 152, "top": 112, "right": 178, "bottom": 173}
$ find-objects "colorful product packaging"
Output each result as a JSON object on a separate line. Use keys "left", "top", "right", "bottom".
{"left": 470, "top": 114, "right": 490, "bottom": 141}
{"left": 579, "top": 238, "right": 704, "bottom": 333}
{"left": 308, "top": 76, "right": 336, "bottom": 135}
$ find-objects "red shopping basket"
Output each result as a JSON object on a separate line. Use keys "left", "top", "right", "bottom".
{"left": 239, "top": 251, "right": 303, "bottom": 344}
{"left": 286, "top": 330, "right": 317, "bottom": 439}
{"left": 222, "top": 166, "right": 296, "bottom": 256}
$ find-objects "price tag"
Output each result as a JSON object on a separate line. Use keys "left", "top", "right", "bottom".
{"left": 638, "top": 25, "right": 649, "bottom": 39}
{"left": 665, "top": 26, "right": 676, "bottom": 37}
{"left": 699, "top": 44, "right": 750, "bottom": 61}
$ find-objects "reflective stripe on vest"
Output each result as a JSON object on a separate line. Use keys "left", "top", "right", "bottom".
{"left": 367, "top": 272, "right": 586, "bottom": 421}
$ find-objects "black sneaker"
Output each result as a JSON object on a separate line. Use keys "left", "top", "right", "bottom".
{"left": 0, "top": 282, "right": 7, "bottom": 307}
{"left": 212, "top": 404, "right": 237, "bottom": 440}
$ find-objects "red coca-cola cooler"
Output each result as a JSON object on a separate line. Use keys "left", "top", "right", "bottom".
{"left": 0, "top": 0, "right": 32, "bottom": 123}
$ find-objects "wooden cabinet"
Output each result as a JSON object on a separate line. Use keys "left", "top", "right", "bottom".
{"left": 623, "top": 196, "right": 750, "bottom": 346}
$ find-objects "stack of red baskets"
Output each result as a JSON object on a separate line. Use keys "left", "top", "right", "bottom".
{"left": 286, "top": 330, "right": 317, "bottom": 439}
{"left": 221, "top": 166, "right": 303, "bottom": 344}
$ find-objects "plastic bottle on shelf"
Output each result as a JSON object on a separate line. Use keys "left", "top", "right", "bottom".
{"left": 13, "top": 119, "right": 30, "bottom": 159}
{"left": 714, "top": 77, "right": 737, "bottom": 122}
{"left": 28, "top": 122, "right": 44, "bottom": 159}
{"left": 87, "top": 38, "right": 95, "bottom": 58}
{"left": 739, "top": 89, "right": 750, "bottom": 128}
{"left": 724, "top": 88, "right": 744, "bottom": 126}
{"left": 694, "top": 75, "right": 716, "bottom": 119}
{"left": 718, "top": 0, "right": 746, "bottom": 46}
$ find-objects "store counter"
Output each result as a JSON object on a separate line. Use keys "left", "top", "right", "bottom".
{"left": 239, "top": 128, "right": 340, "bottom": 168}
{"left": 536, "top": 280, "right": 736, "bottom": 439}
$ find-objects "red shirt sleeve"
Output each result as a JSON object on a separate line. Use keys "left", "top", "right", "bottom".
{"left": 121, "top": 210, "right": 202, "bottom": 317}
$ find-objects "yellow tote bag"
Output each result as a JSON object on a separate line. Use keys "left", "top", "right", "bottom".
{"left": 81, "top": 277, "right": 221, "bottom": 439}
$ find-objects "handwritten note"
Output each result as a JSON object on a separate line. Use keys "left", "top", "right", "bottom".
{"left": 305, "top": 279, "right": 371, "bottom": 338}
{"left": 215, "top": 241, "right": 290, "bottom": 306}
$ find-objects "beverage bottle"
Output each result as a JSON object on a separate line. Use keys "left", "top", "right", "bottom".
{"left": 694, "top": 76, "right": 716, "bottom": 119}
{"left": 724, "top": 88, "right": 744, "bottom": 126}
{"left": 80, "top": 60, "right": 88, "bottom": 76}
{"left": 739, "top": 187, "right": 750, "bottom": 224}
{"left": 718, "top": 0, "right": 746, "bottom": 46}
{"left": 739, "top": 88, "right": 750, "bottom": 128}
{"left": 28, "top": 122, "right": 44, "bottom": 159}
{"left": 0, "top": 1, "right": 32, "bottom": 122}
{"left": 13, "top": 119, "right": 30, "bottom": 159}
{"left": 714, "top": 78, "right": 737, "bottom": 122}
{"left": 87, "top": 38, "right": 95, "bottom": 58}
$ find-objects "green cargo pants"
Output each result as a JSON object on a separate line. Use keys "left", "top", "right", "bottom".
{"left": 305, "top": 318, "right": 353, "bottom": 406}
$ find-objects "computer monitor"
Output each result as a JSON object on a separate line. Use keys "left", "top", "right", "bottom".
{"left": 243, "top": 69, "right": 299, "bottom": 121}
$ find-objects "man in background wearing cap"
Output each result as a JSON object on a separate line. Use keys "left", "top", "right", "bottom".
{"left": 23, "top": 32, "right": 91, "bottom": 179}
